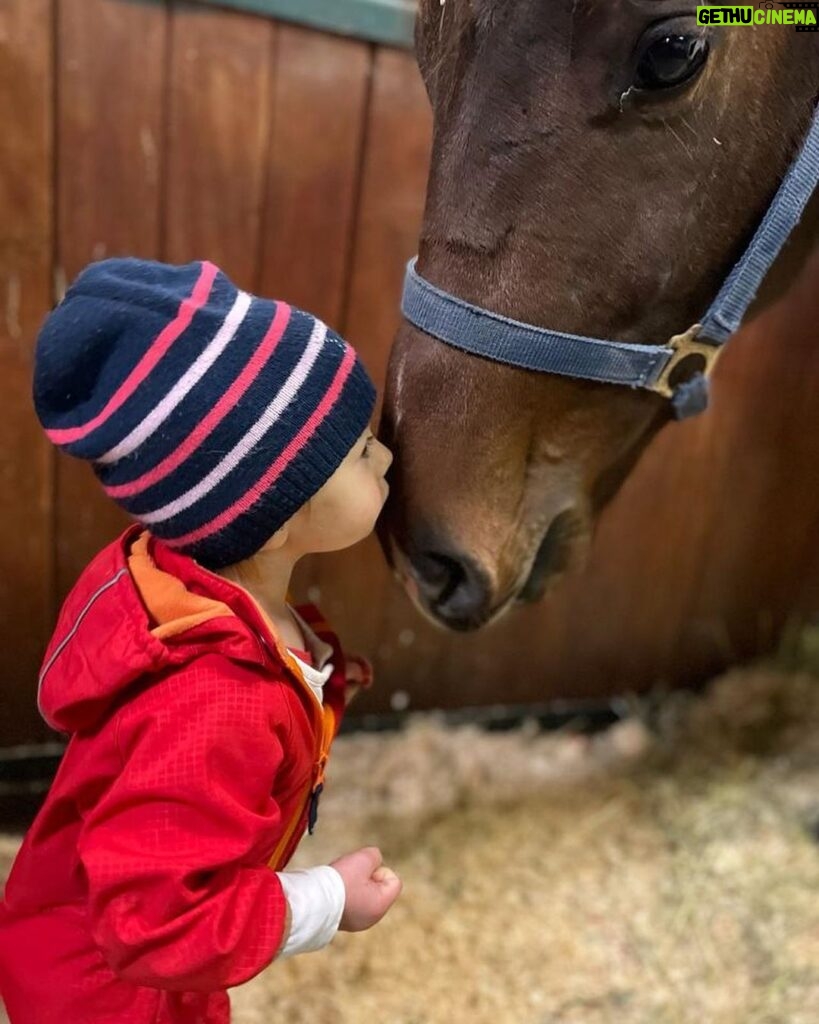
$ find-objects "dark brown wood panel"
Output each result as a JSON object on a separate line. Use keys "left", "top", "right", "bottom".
{"left": 538, "top": 246, "right": 819, "bottom": 699}
{"left": 55, "top": 0, "right": 168, "bottom": 601}
{"left": 343, "top": 47, "right": 432, "bottom": 383}
{"left": 291, "top": 47, "right": 436, "bottom": 714}
{"left": 0, "top": 0, "right": 54, "bottom": 744}
{"left": 257, "top": 24, "right": 371, "bottom": 325}
{"left": 164, "top": 2, "right": 275, "bottom": 287}
{"left": 257, "top": 24, "right": 371, "bottom": 604}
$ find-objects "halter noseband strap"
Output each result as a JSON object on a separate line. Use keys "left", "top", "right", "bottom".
{"left": 401, "top": 99, "right": 819, "bottom": 420}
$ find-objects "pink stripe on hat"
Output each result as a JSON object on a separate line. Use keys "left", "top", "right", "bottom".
{"left": 46, "top": 260, "right": 216, "bottom": 444}
{"left": 104, "top": 301, "right": 293, "bottom": 500}
{"left": 137, "top": 320, "right": 328, "bottom": 526}
{"left": 165, "top": 345, "right": 357, "bottom": 550}
{"left": 97, "top": 291, "right": 253, "bottom": 466}
{"left": 46, "top": 261, "right": 219, "bottom": 446}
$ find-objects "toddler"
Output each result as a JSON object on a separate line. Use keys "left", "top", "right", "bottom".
{"left": 0, "top": 259, "right": 401, "bottom": 1023}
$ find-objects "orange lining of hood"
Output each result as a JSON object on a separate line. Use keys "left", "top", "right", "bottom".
{"left": 128, "top": 534, "right": 313, "bottom": 686}
{"left": 128, "top": 533, "right": 326, "bottom": 720}
{"left": 129, "top": 532, "right": 235, "bottom": 641}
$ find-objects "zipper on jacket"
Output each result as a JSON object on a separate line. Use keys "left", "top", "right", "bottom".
{"left": 253, "top": 624, "right": 337, "bottom": 857}
{"left": 307, "top": 719, "right": 334, "bottom": 835}
{"left": 308, "top": 784, "right": 323, "bottom": 835}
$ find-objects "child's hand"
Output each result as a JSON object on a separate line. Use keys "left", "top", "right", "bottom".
{"left": 344, "top": 655, "right": 374, "bottom": 707}
{"left": 330, "top": 847, "right": 402, "bottom": 932}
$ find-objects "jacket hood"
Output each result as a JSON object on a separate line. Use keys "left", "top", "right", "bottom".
{"left": 38, "top": 528, "right": 269, "bottom": 733}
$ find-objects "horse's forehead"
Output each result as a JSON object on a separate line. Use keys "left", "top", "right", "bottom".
{"left": 419, "top": 0, "right": 613, "bottom": 40}
{"left": 421, "top": 0, "right": 580, "bottom": 16}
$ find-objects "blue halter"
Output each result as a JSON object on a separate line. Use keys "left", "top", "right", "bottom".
{"left": 402, "top": 100, "right": 819, "bottom": 419}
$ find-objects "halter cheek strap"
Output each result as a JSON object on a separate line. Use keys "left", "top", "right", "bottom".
{"left": 401, "top": 99, "right": 819, "bottom": 420}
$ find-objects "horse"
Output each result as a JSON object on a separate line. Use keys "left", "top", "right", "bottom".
{"left": 379, "top": 0, "right": 819, "bottom": 633}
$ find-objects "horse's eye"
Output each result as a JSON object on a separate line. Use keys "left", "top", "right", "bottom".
{"left": 634, "top": 33, "right": 709, "bottom": 91}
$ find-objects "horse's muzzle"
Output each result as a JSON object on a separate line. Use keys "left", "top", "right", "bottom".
{"left": 382, "top": 505, "right": 590, "bottom": 631}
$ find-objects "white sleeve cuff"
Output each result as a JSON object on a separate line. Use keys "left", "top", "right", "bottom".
{"left": 276, "top": 865, "right": 346, "bottom": 959}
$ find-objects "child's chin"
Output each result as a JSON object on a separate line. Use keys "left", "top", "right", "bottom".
{"left": 325, "top": 522, "right": 378, "bottom": 553}
{"left": 358, "top": 517, "right": 382, "bottom": 547}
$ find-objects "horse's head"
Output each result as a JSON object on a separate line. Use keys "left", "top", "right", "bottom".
{"left": 380, "top": 0, "right": 818, "bottom": 631}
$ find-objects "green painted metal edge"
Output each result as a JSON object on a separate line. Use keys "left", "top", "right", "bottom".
{"left": 191, "top": 0, "right": 416, "bottom": 48}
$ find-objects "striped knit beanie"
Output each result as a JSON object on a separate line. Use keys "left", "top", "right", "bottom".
{"left": 34, "top": 258, "right": 376, "bottom": 568}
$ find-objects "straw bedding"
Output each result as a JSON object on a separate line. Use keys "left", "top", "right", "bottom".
{"left": 2, "top": 654, "right": 817, "bottom": 1024}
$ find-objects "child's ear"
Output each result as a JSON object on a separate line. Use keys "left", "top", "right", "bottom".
{"left": 263, "top": 523, "right": 290, "bottom": 551}
{"left": 262, "top": 502, "right": 311, "bottom": 551}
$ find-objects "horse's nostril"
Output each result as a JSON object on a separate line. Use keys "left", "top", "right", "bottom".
{"left": 411, "top": 549, "right": 492, "bottom": 629}
{"left": 415, "top": 552, "right": 463, "bottom": 604}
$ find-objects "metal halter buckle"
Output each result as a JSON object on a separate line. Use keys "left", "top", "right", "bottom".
{"left": 651, "top": 324, "right": 723, "bottom": 400}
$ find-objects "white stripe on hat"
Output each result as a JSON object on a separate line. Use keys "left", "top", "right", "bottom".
{"left": 96, "top": 291, "right": 253, "bottom": 466}
{"left": 138, "top": 319, "right": 329, "bottom": 526}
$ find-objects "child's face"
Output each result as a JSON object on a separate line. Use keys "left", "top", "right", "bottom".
{"left": 291, "top": 428, "right": 393, "bottom": 554}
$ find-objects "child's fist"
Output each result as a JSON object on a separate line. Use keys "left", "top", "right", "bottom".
{"left": 330, "top": 846, "right": 402, "bottom": 932}
{"left": 344, "top": 655, "right": 374, "bottom": 706}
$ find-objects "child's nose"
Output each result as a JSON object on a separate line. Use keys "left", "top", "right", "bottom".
{"left": 378, "top": 440, "right": 394, "bottom": 472}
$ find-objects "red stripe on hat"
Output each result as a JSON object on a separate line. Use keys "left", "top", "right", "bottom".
{"left": 46, "top": 262, "right": 219, "bottom": 446}
{"left": 165, "top": 346, "right": 357, "bottom": 550}
{"left": 104, "top": 301, "right": 293, "bottom": 499}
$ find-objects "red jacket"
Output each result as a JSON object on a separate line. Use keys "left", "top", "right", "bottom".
{"left": 0, "top": 528, "right": 348, "bottom": 1024}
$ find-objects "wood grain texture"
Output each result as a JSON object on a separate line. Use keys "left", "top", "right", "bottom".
{"left": 55, "top": 0, "right": 168, "bottom": 602}
{"left": 343, "top": 48, "right": 432, "bottom": 385}
{"left": 257, "top": 24, "right": 370, "bottom": 326}
{"left": 191, "top": 0, "right": 416, "bottom": 48}
{"left": 291, "top": 47, "right": 436, "bottom": 714}
{"left": 164, "top": 2, "right": 275, "bottom": 287}
{"left": 0, "top": 0, "right": 54, "bottom": 743}
{"left": 257, "top": 24, "right": 372, "bottom": 606}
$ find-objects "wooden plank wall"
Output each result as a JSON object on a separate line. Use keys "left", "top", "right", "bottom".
{"left": 0, "top": 0, "right": 55, "bottom": 746}
{"left": 0, "top": 0, "right": 432, "bottom": 745}
{"left": 1, "top": 0, "right": 817, "bottom": 747}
